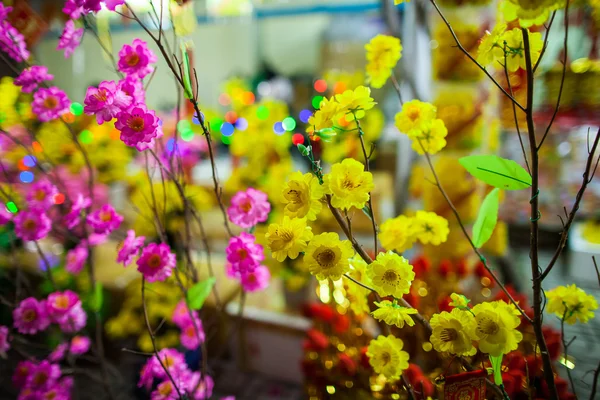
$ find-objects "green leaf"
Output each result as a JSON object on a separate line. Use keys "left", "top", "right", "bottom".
{"left": 459, "top": 155, "right": 531, "bottom": 190}
{"left": 180, "top": 43, "right": 194, "bottom": 100}
{"left": 186, "top": 277, "right": 216, "bottom": 310}
{"left": 361, "top": 206, "right": 373, "bottom": 220}
{"left": 91, "top": 282, "right": 103, "bottom": 312}
{"left": 489, "top": 355, "right": 504, "bottom": 386}
{"left": 472, "top": 188, "right": 500, "bottom": 248}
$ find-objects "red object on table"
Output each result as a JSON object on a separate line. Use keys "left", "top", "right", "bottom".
{"left": 443, "top": 369, "right": 487, "bottom": 400}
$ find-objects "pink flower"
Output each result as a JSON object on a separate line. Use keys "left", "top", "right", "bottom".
{"left": 14, "top": 66, "right": 54, "bottom": 93}
{"left": 180, "top": 318, "right": 205, "bottom": 350}
{"left": 226, "top": 232, "right": 264, "bottom": 275}
{"left": 135, "top": 122, "right": 163, "bottom": 152}
{"left": 137, "top": 243, "right": 176, "bottom": 283}
{"left": 48, "top": 343, "right": 68, "bottom": 362}
{"left": 70, "top": 335, "right": 91, "bottom": 354}
{"left": 27, "top": 361, "right": 61, "bottom": 390}
{"left": 151, "top": 380, "right": 179, "bottom": 400}
{"left": 57, "top": 303, "right": 87, "bottom": 333}
{"left": 86, "top": 204, "right": 123, "bottom": 235}
{"left": 118, "top": 76, "right": 145, "bottom": 104}
{"left": 188, "top": 373, "right": 214, "bottom": 400}
{"left": 46, "top": 290, "right": 80, "bottom": 322}
{"left": 84, "top": 80, "right": 132, "bottom": 124}
{"left": 85, "top": 233, "right": 108, "bottom": 246}
{"left": 0, "top": 325, "right": 10, "bottom": 354}
{"left": 105, "top": 0, "right": 125, "bottom": 10}
{"left": 37, "top": 383, "right": 70, "bottom": 400}
{"left": 13, "top": 298, "right": 50, "bottom": 335}
{"left": 0, "top": 206, "right": 13, "bottom": 225}
{"left": 117, "top": 39, "right": 156, "bottom": 78}
{"left": 0, "top": 3, "right": 11, "bottom": 20}
{"left": 227, "top": 188, "right": 270, "bottom": 228}
{"left": 63, "top": 0, "right": 84, "bottom": 19}
{"left": 0, "top": 17, "right": 30, "bottom": 62}
{"left": 14, "top": 210, "right": 52, "bottom": 241}
{"left": 240, "top": 265, "right": 271, "bottom": 292}
{"left": 171, "top": 300, "right": 198, "bottom": 328}
{"left": 117, "top": 229, "right": 145, "bottom": 266}
{"left": 32, "top": 87, "right": 70, "bottom": 122}
{"left": 13, "top": 361, "right": 36, "bottom": 389}
{"left": 115, "top": 104, "right": 160, "bottom": 148}
{"left": 57, "top": 20, "right": 83, "bottom": 58}
{"left": 150, "top": 349, "right": 186, "bottom": 379}
{"left": 83, "top": 0, "right": 102, "bottom": 13}
{"left": 64, "top": 194, "right": 91, "bottom": 230}
{"left": 26, "top": 180, "right": 58, "bottom": 210}
{"left": 65, "top": 245, "right": 88, "bottom": 274}
{"left": 138, "top": 363, "right": 154, "bottom": 390}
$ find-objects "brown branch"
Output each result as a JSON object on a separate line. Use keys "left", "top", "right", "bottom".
{"left": 593, "top": 256, "right": 600, "bottom": 287}
{"left": 540, "top": 127, "right": 600, "bottom": 280}
{"left": 538, "top": 2, "right": 570, "bottom": 151}
{"left": 428, "top": 0, "right": 526, "bottom": 112}
{"left": 522, "top": 27, "right": 559, "bottom": 400}
{"left": 356, "top": 118, "right": 378, "bottom": 254}
{"left": 591, "top": 360, "right": 600, "bottom": 400}
{"left": 533, "top": 11, "right": 557, "bottom": 73}
{"left": 561, "top": 310, "right": 578, "bottom": 399}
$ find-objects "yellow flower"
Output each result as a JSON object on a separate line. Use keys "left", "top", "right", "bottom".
{"left": 325, "top": 158, "right": 374, "bottom": 210}
{"left": 501, "top": 28, "right": 543, "bottom": 72}
{"left": 430, "top": 308, "right": 477, "bottom": 356}
{"left": 372, "top": 300, "right": 417, "bottom": 328}
{"left": 348, "top": 255, "right": 371, "bottom": 287}
{"left": 394, "top": 0, "right": 409, "bottom": 3}
{"left": 546, "top": 284, "right": 598, "bottom": 324}
{"left": 304, "top": 232, "right": 354, "bottom": 281}
{"left": 367, "top": 251, "right": 415, "bottom": 298}
{"left": 379, "top": 215, "right": 415, "bottom": 253}
{"left": 582, "top": 220, "right": 600, "bottom": 244}
{"left": 408, "top": 119, "right": 448, "bottom": 155}
{"left": 282, "top": 172, "right": 325, "bottom": 221}
{"left": 449, "top": 293, "right": 471, "bottom": 309}
{"left": 366, "top": 335, "right": 410, "bottom": 380}
{"left": 265, "top": 216, "right": 313, "bottom": 262}
{"left": 306, "top": 97, "right": 340, "bottom": 134}
{"left": 346, "top": 282, "right": 370, "bottom": 316}
{"left": 476, "top": 23, "right": 507, "bottom": 67}
{"left": 412, "top": 211, "right": 449, "bottom": 245}
{"left": 472, "top": 301, "right": 523, "bottom": 356}
{"left": 395, "top": 100, "right": 437, "bottom": 135}
{"left": 365, "top": 35, "right": 402, "bottom": 89}
{"left": 335, "top": 86, "right": 376, "bottom": 119}
{"left": 502, "top": 0, "right": 561, "bottom": 28}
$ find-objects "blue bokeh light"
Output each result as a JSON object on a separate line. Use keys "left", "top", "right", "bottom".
{"left": 20, "top": 171, "right": 34, "bottom": 183}
{"left": 221, "top": 122, "right": 235, "bottom": 137}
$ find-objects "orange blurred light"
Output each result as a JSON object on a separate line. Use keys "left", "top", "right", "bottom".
{"left": 62, "top": 113, "right": 75, "bottom": 123}
{"left": 18, "top": 159, "right": 29, "bottom": 171}
{"left": 32, "top": 141, "right": 42, "bottom": 153}
{"left": 218, "top": 93, "right": 231, "bottom": 106}
{"left": 54, "top": 193, "right": 65, "bottom": 205}
{"left": 242, "top": 92, "right": 255, "bottom": 105}
{"left": 333, "top": 82, "right": 347, "bottom": 95}
{"left": 314, "top": 79, "right": 327, "bottom": 93}
{"left": 110, "top": 129, "right": 120, "bottom": 140}
{"left": 225, "top": 111, "right": 238, "bottom": 123}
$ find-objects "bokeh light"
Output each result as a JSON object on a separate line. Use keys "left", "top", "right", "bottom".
{"left": 218, "top": 93, "right": 231, "bottom": 106}
{"left": 314, "top": 79, "right": 327, "bottom": 93}
{"left": 5, "top": 201, "right": 18, "bottom": 213}
{"left": 23, "top": 155, "right": 37, "bottom": 167}
{"left": 19, "top": 171, "right": 34, "bottom": 183}
{"left": 236, "top": 118, "right": 248, "bottom": 131}
{"left": 312, "top": 96, "right": 324, "bottom": 109}
{"left": 282, "top": 117, "right": 296, "bottom": 131}
{"left": 256, "top": 105, "right": 269, "bottom": 120}
{"left": 54, "top": 193, "right": 65, "bottom": 205}
{"left": 79, "top": 130, "right": 93, "bottom": 144}
{"left": 70, "top": 102, "right": 84, "bottom": 116}
{"left": 273, "top": 122, "right": 285, "bottom": 135}
{"left": 221, "top": 122, "right": 235, "bottom": 137}
{"left": 292, "top": 133, "right": 304, "bottom": 146}
{"left": 299, "top": 109, "right": 312, "bottom": 123}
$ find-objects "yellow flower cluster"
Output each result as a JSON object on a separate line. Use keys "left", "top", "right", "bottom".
{"left": 546, "top": 284, "right": 598, "bottom": 324}
{"left": 501, "top": 0, "right": 565, "bottom": 28}
{"left": 476, "top": 25, "right": 543, "bottom": 72}
{"left": 266, "top": 216, "right": 314, "bottom": 262}
{"left": 371, "top": 300, "right": 417, "bottom": 328}
{"left": 379, "top": 210, "right": 450, "bottom": 252}
{"left": 307, "top": 86, "right": 376, "bottom": 137}
{"left": 281, "top": 172, "right": 325, "bottom": 221}
{"left": 429, "top": 300, "right": 523, "bottom": 357}
{"left": 367, "top": 335, "right": 410, "bottom": 380}
{"left": 365, "top": 34, "right": 402, "bottom": 89}
{"left": 325, "top": 158, "right": 374, "bottom": 210}
{"left": 346, "top": 256, "right": 371, "bottom": 316}
{"left": 367, "top": 251, "right": 415, "bottom": 298}
{"left": 0, "top": 77, "right": 28, "bottom": 129}
{"left": 394, "top": 100, "right": 448, "bottom": 155}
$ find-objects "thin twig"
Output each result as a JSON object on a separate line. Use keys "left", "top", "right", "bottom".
{"left": 561, "top": 309, "right": 578, "bottom": 398}
{"left": 534, "top": 11, "right": 557, "bottom": 73}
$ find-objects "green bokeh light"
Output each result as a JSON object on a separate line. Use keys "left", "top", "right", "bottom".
{"left": 256, "top": 105, "right": 269, "bottom": 120}
{"left": 70, "top": 102, "right": 84, "bottom": 116}
{"left": 221, "top": 135, "right": 231, "bottom": 145}
{"left": 312, "top": 96, "right": 324, "bottom": 109}
{"left": 210, "top": 117, "right": 224, "bottom": 132}
{"left": 5, "top": 201, "right": 18, "bottom": 213}
{"left": 79, "top": 130, "right": 93, "bottom": 144}
{"left": 282, "top": 117, "right": 296, "bottom": 131}
{"left": 181, "top": 129, "right": 194, "bottom": 142}
{"left": 177, "top": 120, "right": 191, "bottom": 133}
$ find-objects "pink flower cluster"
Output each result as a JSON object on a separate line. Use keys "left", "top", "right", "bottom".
{"left": 84, "top": 80, "right": 133, "bottom": 124}
{"left": 225, "top": 233, "right": 270, "bottom": 293}
{"left": 49, "top": 336, "right": 91, "bottom": 362}
{"left": 0, "top": 325, "right": 10, "bottom": 354}
{"left": 117, "top": 229, "right": 145, "bottom": 266}
{"left": 14, "top": 210, "right": 52, "bottom": 242}
{"left": 227, "top": 188, "right": 271, "bottom": 229}
{"left": 13, "top": 360, "right": 73, "bottom": 400}
{"left": 86, "top": 204, "right": 123, "bottom": 235}
{"left": 65, "top": 244, "right": 88, "bottom": 274}
{"left": 13, "top": 291, "right": 87, "bottom": 335}
{"left": 14, "top": 66, "right": 54, "bottom": 93}
{"left": 57, "top": 20, "right": 83, "bottom": 58}
{"left": 118, "top": 38, "right": 157, "bottom": 79}
{"left": 64, "top": 194, "right": 91, "bottom": 230}
{"left": 63, "top": 0, "right": 125, "bottom": 18}
{"left": 136, "top": 242, "right": 176, "bottom": 283}
{"left": 139, "top": 348, "right": 214, "bottom": 400}
{"left": 0, "top": 3, "right": 30, "bottom": 62}
{"left": 32, "top": 87, "right": 71, "bottom": 122}
{"left": 26, "top": 180, "right": 58, "bottom": 210}
{"left": 172, "top": 301, "right": 206, "bottom": 350}
{"left": 115, "top": 104, "right": 161, "bottom": 150}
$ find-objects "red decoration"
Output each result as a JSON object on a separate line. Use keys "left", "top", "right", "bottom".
{"left": 443, "top": 369, "right": 487, "bottom": 400}
{"left": 292, "top": 133, "right": 304, "bottom": 146}
{"left": 7, "top": 2, "right": 48, "bottom": 47}
{"left": 438, "top": 259, "right": 452, "bottom": 277}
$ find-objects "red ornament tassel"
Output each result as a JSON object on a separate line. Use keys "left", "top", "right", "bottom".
{"left": 444, "top": 369, "right": 487, "bottom": 400}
